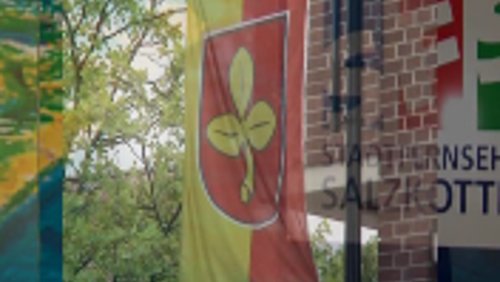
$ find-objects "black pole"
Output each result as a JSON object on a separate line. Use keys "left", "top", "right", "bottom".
{"left": 345, "top": 0, "right": 363, "bottom": 282}
{"left": 331, "top": 0, "right": 342, "bottom": 132}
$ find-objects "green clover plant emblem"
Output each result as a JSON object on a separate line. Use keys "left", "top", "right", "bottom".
{"left": 207, "top": 48, "right": 277, "bottom": 204}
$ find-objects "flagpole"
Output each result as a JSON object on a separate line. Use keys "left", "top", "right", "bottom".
{"left": 345, "top": 0, "right": 364, "bottom": 281}
{"left": 331, "top": 0, "right": 341, "bottom": 133}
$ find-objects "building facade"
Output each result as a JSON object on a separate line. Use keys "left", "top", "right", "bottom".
{"left": 305, "top": 0, "right": 439, "bottom": 281}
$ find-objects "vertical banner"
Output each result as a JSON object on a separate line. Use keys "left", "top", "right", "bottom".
{"left": 181, "top": 0, "right": 318, "bottom": 281}
{"left": 0, "top": 1, "right": 63, "bottom": 281}
{"left": 38, "top": 2, "right": 64, "bottom": 280}
{"left": 437, "top": 0, "right": 500, "bottom": 281}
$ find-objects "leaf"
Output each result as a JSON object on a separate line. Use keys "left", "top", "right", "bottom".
{"left": 229, "top": 48, "right": 254, "bottom": 117}
{"left": 244, "top": 101, "right": 277, "bottom": 151}
{"left": 206, "top": 114, "right": 243, "bottom": 157}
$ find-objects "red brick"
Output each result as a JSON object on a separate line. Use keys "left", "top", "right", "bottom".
{"left": 416, "top": 69, "right": 433, "bottom": 82}
{"left": 309, "top": 27, "right": 327, "bottom": 43}
{"left": 411, "top": 248, "right": 433, "bottom": 265}
{"left": 386, "top": 30, "right": 404, "bottom": 44}
{"left": 397, "top": 132, "right": 412, "bottom": 145}
{"left": 307, "top": 96, "right": 326, "bottom": 112}
{"left": 398, "top": 101, "right": 410, "bottom": 117}
{"left": 380, "top": 238, "right": 403, "bottom": 254}
{"left": 423, "top": 0, "right": 440, "bottom": 5}
{"left": 380, "top": 207, "right": 403, "bottom": 222}
{"left": 310, "top": 0, "right": 330, "bottom": 15}
{"left": 406, "top": 26, "right": 422, "bottom": 41}
{"left": 362, "top": 130, "right": 377, "bottom": 142}
{"left": 397, "top": 72, "right": 413, "bottom": 87}
{"left": 363, "top": 100, "right": 377, "bottom": 114}
{"left": 404, "top": 265, "right": 434, "bottom": 280}
{"left": 381, "top": 75, "right": 397, "bottom": 89}
{"left": 384, "top": 16, "right": 397, "bottom": 30}
{"left": 308, "top": 55, "right": 329, "bottom": 69}
{"left": 414, "top": 99, "right": 430, "bottom": 113}
{"left": 397, "top": 43, "right": 412, "bottom": 57}
{"left": 307, "top": 82, "right": 327, "bottom": 96}
{"left": 406, "top": 56, "right": 422, "bottom": 70}
{"left": 381, "top": 162, "right": 396, "bottom": 176}
{"left": 307, "top": 124, "right": 329, "bottom": 138}
{"left": 395, "top": 252, "right": 410, "bottom": 267}
{"left": 423, "top": 113, "right": 438, "bottom": 126}
{"left": 406, "top": 85, "right": 422, "bottom": 99}
{"left": 398, "top": 12, "right": 414, "bottom": 27}
{"left": 395, "top": 222, "right": 411, "bottom": 235}
{"left": 404, "top": 234, "right": 431, "bottom": 250}
{"left": 424, "top": 53, "right": 437, "bottom": 67}
{"left": 386, "top": 60, "right": 404, "bottom": 74}
{"left": 404, "top": 0, "right": 422, "bottom": 11}
{"left": 414, "top": 37, "right": 433, "bottom": 53}
{"left": 306, "top": 152, "right": 334, "bottom": 167}
{"left": 380, "top": 254, "right": 394, "bottom": 268}
{"left": 307, "top": 68, "right": 330, "bottom": 84}
{"left": 379, "top": 223, "right": 394, "bottom": 238}
{"left": 381, "top": 90, "right": 398, "bottom": 104}
{"left": 380, "top": 269, "right": 402, "bottom": 282}
{"left": 305, "top": 138, "right": 329, "bottom": 152}
{"left": 381, "top": 104, "right": 397, "bottom": 119}
{"left": 406, "top": 115, "right": 422, "bottom": 129}
{"left": 415, "top": 128, "right": 430, "bottom": 142}
{"left": 385, "top": 2, "right": 402, "bottom": 15}
{"left": 308, "top": 42, "right": 328, "bottom": 57}
{"left": 417, "top": 8, "right": 433, "bottom": 24}
{"left": 412, "top": 218, "right": 434, "bottom": 233}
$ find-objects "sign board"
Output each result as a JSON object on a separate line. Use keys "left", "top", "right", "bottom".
{"left": 437, "top": 0, "right": 500, "bottom": 280}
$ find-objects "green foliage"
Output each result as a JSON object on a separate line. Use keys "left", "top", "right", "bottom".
{"left": 311, "top": 220, "right": 379, "bottom": 282}
{"left": 362, "top": 236, "right": 378, "bottom": 282}
{"left": 62, "top": 0, "right": 185, "bottom": 281}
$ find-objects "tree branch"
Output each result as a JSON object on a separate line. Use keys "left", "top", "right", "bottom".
{"left": 100, "top": 7, "right": 185, "bottom": 47}
{"left": 77, "top": 0, "right": 113, "bottom": 72}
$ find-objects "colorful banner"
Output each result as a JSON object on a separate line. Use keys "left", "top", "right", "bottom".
{"left": 437, "top": 0, "right": 500, "bottom": 281}
{"left": 181, "top": 0, "right": 318, "bottom": 281}
{"left": 0, "top": 1, "right": 63, "bottom": 281}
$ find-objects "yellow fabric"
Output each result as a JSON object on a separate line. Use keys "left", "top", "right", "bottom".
{"left": 180, "top": 1, "right": 252, "bottom": 281}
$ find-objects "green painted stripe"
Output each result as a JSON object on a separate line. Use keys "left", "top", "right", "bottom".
{"left": 478, "top": 41, "right": 500, "bottom": 60}
{"left": 478, "top": 79, "right": 500, "bottom": 130}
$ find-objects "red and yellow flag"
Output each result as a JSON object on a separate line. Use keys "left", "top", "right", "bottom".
{"left": 181, "top": 0, "right": 318, "bottom": 281}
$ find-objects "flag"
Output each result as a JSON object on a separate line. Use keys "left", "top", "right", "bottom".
{"left": 0, "top": 1, "right": 63, "bottom": 281}
{"left": 180, "top": 0, "right": 318, "bottom": 281}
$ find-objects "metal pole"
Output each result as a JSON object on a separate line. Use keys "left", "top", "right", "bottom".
{"left": 345, "top": 0, "right": 363, "bottom": 281}
{"left": 331, "top": 0, "right": 342, "bottom": 132}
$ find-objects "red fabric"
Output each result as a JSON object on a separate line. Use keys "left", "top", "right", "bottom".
{"left": 200, "top": 17, "right": 285, "bottom": 225}
{"left": 243, "top": 1, "right": 319, "bottom": 281}
{"left": 199, "top": 0, "right": 317, "bottom": 280}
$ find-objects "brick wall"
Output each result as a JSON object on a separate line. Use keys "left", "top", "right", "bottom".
{"left": 306, "top": 0, "right": 382, "bottom": 167}
{"left": 306, "top": 0, "right": 440, "bottom": 281}
{"left": 377, "top": 0, "right": 439, "bottom": 281}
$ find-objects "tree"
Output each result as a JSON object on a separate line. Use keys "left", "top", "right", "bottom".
{"left": 61, "top": 0, "right": 185, "bottom": 281}
{"left": 311, "top": 219, "right": 379, "bottom": 282}
{"left": 362, "top": 236, "right": 378, "bottom": 282}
